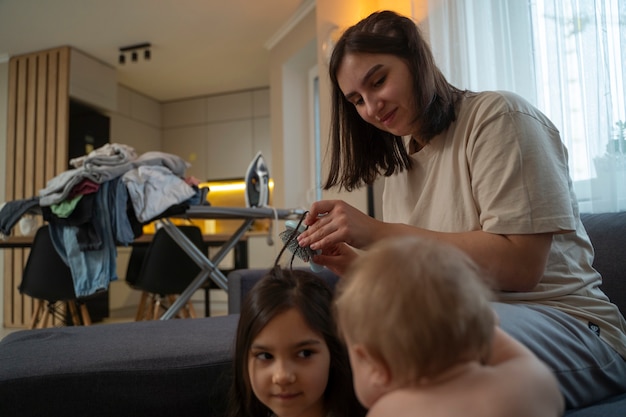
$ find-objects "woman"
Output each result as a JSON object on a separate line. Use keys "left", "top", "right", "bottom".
{"left": 297, "top": 10, "right": 626, "bottom": 410}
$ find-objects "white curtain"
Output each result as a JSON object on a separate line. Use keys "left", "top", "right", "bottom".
{"left": 426, "top": 0, "right": 626, "bottom": 213}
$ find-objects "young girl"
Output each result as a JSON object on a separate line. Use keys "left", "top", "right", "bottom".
{"left": 227, "top": 266, "right": 365, "bottom": 417}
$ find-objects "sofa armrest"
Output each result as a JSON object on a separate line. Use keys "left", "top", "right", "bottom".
{"left": 580, "top": 212, "right": 626, "bottom": 313}
{"left": 227, "top": 267, "right": 340, "bottom": 314}
{"left": 0, "top": 315, "right": 239, "bottom": 417}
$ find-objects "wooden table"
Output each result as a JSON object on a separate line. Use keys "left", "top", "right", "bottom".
{"left": 0, "top": 226, "right": 250, "bottom": 319}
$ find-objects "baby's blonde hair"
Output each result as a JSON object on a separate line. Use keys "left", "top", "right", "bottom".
{"left": 335, "top": 236, "right": 495, "bottom": 385}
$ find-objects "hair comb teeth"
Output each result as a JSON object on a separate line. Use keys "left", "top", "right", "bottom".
{"left": 278, "top": 219, "right": 323, "bottom": 272}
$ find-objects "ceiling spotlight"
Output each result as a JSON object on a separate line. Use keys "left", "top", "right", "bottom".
{"left": 118, "top": 42, "right": 151, "bottom": 65}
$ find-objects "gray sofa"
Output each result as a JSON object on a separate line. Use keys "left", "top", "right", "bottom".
{"left": 0, "top": 212, "right": 624, "bottom": 416}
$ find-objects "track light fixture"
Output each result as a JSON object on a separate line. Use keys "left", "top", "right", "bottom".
{"left": 118, "top": 42, "right": 151, "bottom": 65}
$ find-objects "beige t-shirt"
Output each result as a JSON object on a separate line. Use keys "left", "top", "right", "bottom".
{"left": 383, "top": 90, "right": 626, "bottom": 357}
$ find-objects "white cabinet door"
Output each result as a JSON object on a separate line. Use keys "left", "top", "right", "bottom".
{"left": 206, "top": 119, "right": 253, "bottom": 179}
{"left": 163, "top": 125, "right": 208, "bottom": 179}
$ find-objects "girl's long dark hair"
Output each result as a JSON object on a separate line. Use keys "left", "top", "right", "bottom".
{"left": 226, "top": 267, "right": 366, "bottom": 417}
{"left": 326, "top": 10, "right": 464, "bottom": 191}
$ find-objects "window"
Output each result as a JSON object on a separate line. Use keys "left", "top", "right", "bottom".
{"left": 309, "top": 66, "right": 323, "bottom": 202}
{"left": 427, "top": 0, "right": 626, "bottom": 212}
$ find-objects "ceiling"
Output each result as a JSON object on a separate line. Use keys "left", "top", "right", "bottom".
{"left": 0, "top": 0, "right": 312, "bottom": 102}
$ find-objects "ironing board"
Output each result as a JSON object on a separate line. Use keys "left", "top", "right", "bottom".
{"left": 158, "top": 205, "right": 304, "bottom": 320}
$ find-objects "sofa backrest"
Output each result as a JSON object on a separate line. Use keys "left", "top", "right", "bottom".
{"left": 580, "top": 212, "right": 626, "bottom": 314}
{"left": 229, "top": 212, "right": 625, "bottom": 315}
{"left": 227, "top": 267, "right": 339, "bottom": 314}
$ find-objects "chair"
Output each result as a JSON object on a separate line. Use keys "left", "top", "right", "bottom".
{"left": 125, "top": 244, "right": 150, "bottom": 320}
{"left": 128, "top": 224, "right": 207, "bottom": 320}
{"left": 18, "top": 225, "right": 91, "bottom": 329}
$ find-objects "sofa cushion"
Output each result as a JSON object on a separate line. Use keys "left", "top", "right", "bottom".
{"left": 564, "top": 393, "right": 626, "bottom": 416}
{"left": 0, "top": 314, "right": 239, "bottom": 417}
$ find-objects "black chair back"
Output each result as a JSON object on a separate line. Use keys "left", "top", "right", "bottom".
{"left": 19, "top": 225, "right": 76, "bottom": 302}
{"left": 134, "top": 225, "right": 206, "bottom": 295}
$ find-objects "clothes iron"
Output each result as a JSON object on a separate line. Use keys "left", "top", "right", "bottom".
{"left": 244, "top": 151, "right": 270, "bottom": 208}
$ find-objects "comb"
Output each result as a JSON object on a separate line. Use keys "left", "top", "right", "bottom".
{"left": 279, "top": 220, "right": 324, "bottom": 272}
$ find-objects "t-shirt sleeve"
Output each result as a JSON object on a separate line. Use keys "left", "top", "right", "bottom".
{"left": 467, "top": 102, "right": 577, "bottom": 234}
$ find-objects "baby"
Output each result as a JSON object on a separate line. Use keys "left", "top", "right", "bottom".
{"left": 335, "top": 235, "right": 564, "bottom": 417}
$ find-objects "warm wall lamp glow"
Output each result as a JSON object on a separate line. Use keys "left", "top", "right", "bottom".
{"left": 119, "top": 42, "right": 151, "bottom": 65}
{"left": 201, "top": 179, "right": 275, "bottom": 192}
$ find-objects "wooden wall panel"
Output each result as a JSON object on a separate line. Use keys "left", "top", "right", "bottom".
{"left": 3, "top": 47, "right": 70, "bottom": 328}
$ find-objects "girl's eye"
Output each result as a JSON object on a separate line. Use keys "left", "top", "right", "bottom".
{"left": 373, "top": 76, "right": 386, "bottom": 87}
{"left": 298, "top": 349, "right": 314, "bottom": 359}
{"left": 253, "top": 352, "right": 272, "bottom": 361}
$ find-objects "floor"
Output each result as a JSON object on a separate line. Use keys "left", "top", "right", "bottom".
{"left": 0, "top": 289, "right": 228, "bottom": 341}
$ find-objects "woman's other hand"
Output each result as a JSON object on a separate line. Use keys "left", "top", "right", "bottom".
{"left": 312, "top": 242, "right": 359, "bottom": 276}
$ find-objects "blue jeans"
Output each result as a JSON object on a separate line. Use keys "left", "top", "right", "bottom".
{"left": 49, "top": 181, "right": 118, "bottom": 297}
{"left": 493, "top": 302, "right": 626, "bottom": 409}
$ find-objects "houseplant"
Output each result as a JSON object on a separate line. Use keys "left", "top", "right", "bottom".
{"left": 593, "top": 120, "right": 626, "bottom": 211}
{"left": 606, "top": 120, "right": 626, "bottom": 155}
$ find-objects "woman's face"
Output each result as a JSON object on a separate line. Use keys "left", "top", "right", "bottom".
{"left": 337, "top": 52, "right": 418, "bottom": 137}
{"left": 248, "top": 307, "right": 331, "bottom": 417}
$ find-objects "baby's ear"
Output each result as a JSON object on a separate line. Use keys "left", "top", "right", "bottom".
{"left": 353, "top": 344, "right": 392, "bottom": 387}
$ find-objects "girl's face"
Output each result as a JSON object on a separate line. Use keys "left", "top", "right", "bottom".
{"left": 248, "top": 307, "right": 331, "bottom": 417}
{"left": 337, "top": 52, "right": 418, "bottom": 138}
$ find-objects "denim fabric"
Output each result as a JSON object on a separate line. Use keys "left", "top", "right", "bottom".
{"left": 0, "top": 197, "right": 40, "bottom": 238}
{"left": 43, "top": 194, "right": 101, "bottom": 251}
{"left": 110, "top": 177, "right": 135, "bottom": 246}
{"left": 49, "top": 181, "right": 118, "bottom": 297}
{"left": 494, "top": 302, "right": 626, "bottom": 410}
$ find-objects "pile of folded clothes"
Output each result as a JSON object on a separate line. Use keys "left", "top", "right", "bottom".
{"left": 0, "top": 143, "right": 208, "bottom": 297}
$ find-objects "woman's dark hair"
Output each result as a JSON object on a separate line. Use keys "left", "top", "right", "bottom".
{"left": 226, "top": 266, "right": 366, "bottom": 417}
{"left": 326, "top": 10, "right": 464, "bottom": 191}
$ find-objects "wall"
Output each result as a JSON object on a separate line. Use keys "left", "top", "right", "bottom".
{"left": 109, "top": 85, "right": 162, "bottom": 154}
{"left": 268, "top": 9, "right": 318, "bottom": 210}
{"left": 0, "top": 61, "right": 7, "bottom": 327}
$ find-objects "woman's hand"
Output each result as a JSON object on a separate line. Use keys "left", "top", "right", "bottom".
{"left": 312, "top": 242, "right": 359, "bottom": 276}
{"left": 298, "top": 200, "right": 382, "bottom": 251}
